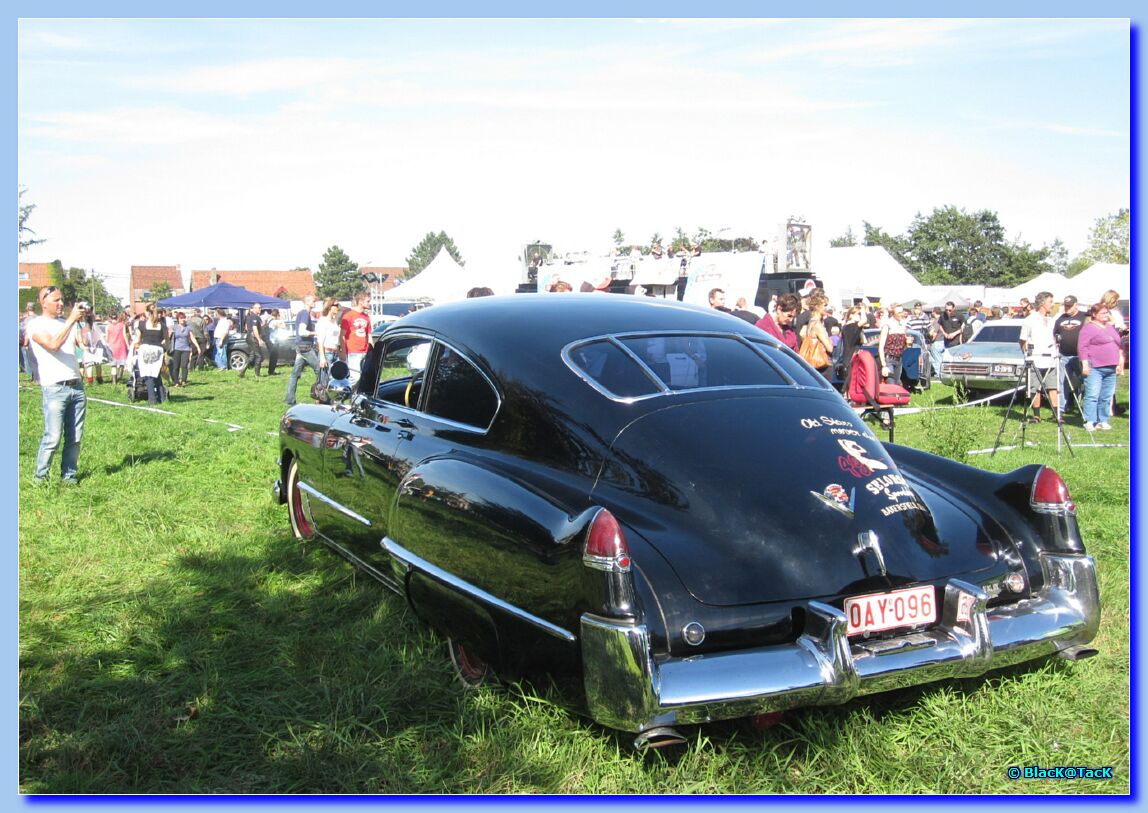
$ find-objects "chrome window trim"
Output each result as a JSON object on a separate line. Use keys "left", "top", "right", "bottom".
{"left": 561, "top": 329, "right": 830, "bottom": 403}
{"left": 366, "top": 331, "right": 502, "bottom": 434}
{"left": 299, "top": 482, "right": 373, "bottom": 527}
{"left": 383, "top": 537, "right": 577, "bottom": 644}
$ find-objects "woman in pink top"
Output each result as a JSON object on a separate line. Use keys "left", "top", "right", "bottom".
{"left": 1077, "top": 302, "right": 1124, "bottom": 431}
{"left": 105, "top": 312, "right": 130, "bottom": 385}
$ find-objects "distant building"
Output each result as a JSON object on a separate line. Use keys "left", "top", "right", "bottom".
{"left": 188, "top": 269, "right": 317, "bottom": 301}
{"left": 18, "top": 262, "right": 53, "bottom": 290}
{"left": 131, "top": 265, "right": 186, "bottom": 304}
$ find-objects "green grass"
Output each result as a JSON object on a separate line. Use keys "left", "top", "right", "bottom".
{"left": 18, "top": 368, "right": 1130, "bottom": 793}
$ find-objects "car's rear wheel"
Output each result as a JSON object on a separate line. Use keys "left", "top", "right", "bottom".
{"left": 448, "top": 638, "right": 491, "bottom": 687}
{"left": 286, "top": 459, "right": 314, "bottom": 541}
{"left": 229, "top": 350, "right": 249, "bottom": 372}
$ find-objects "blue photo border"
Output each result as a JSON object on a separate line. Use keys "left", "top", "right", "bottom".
{"left": 7, "top": 3, "right": 1142, "bottom": 809}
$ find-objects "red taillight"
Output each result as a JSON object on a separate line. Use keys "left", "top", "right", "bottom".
{"left": 584, "top": 509, "right": 631, "bottom": 572}
{"left": 1031, "top": 466, "right": 1076, "bottom": 514}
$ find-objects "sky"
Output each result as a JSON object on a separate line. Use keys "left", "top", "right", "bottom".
{"left": 17, "top": 17, "right": 1132, "bottom": 302}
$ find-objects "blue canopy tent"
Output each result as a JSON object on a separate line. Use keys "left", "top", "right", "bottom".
{"left": 156, "top": 281, "right": 286, "bottom": 310}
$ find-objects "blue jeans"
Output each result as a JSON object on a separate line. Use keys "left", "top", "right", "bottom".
{"left": 214, "top": 344, "right": 228, "bottom": 369}
{"left": 929, "top": 339, "right": 945, "bottom": 379}
{"left": 1082, "top": 366, "right": 1117, "bottom": 425}
{"left": 284, "top": 346, "right": 320, "bottom": 404}
{"left": 35, "top": 381, "right": 86, "bottom": 482}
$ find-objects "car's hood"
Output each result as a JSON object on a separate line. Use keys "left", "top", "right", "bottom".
{"left": 593, "top": 392, "right": 1000, "bottom": 606}
{"left": 943, "top": 342, "right": 1023, "bottom": 360}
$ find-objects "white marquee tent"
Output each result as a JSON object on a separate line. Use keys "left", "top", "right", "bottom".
{"left": 1065, "top": 263, "right": 1131, "bottom": 304}
{"left": 1008, "top": 272, "right": 1074, "bottom": 303}
{"left": 815, "top": 246, "right": 924, "bottom": 307}
{"left": 386, "top": 247, "right": 473, "bottom": 303}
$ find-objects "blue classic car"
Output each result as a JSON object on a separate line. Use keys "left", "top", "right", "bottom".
{"left": 939, "top": 319, "right": 1026, "bottom": 391}
{"left": 275, "top": 296, "right": 1099, "bottom": 749}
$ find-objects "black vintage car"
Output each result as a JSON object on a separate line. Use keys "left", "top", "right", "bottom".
{"left": 275, "top": 295, "right": 1099, "bottom": 749}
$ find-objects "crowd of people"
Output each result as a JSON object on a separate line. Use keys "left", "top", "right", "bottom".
{"left": 19, "top": 280, "right": 1128, "bottom": 485}
{"left": 705, "top": 284, "right": 1129, "bottom": 432}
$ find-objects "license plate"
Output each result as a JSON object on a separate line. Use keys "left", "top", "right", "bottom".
{"left": 992, "top": 364, "right": 1016, "bottom": 375}
{"left": 844, "top": 585, "right": 936, "bottom": 636}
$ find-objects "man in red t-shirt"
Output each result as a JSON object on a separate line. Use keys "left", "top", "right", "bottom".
{"left": 340, "top": 291, "right": 372, "bottom": 385}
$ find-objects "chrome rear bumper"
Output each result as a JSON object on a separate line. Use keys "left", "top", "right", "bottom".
{"left": 581, "top": 553, "right": 1099, "bottom": 733}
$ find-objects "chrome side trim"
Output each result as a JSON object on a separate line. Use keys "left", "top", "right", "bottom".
{"left": 298, "top": 482, "right": 372, "bottom": 527}
{"left": 582, "top": 554, "right": 1099, "bottom": 733}
{"left": 383, "top": 536, "right": 577, "bottom": 644}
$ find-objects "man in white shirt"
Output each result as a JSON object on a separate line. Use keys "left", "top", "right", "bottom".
{"left": 28, "top": 286, "right": 88, "bottom": 484}
{"left": 1018, "top": 290, "right": 1060, "bottom": 423}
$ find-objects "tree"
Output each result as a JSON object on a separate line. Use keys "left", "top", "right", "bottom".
{"left": 406, "top": 231, "right": 464, "bottom": 277}
{"left": 313, "top": 245, "right": 365, "bottom": 301}
{"left": 19, "top": 187, "right": 45, "bottom": 254}
{"left": 829, "top": 227, "right": 858, "bottom": 248}
{"left": 1045, "top": 238, "right": 1068, "bottom": 276}
{"left": 46, "top": 260, "right": 121, "bottom": 315}
{"left": 867, "top": 207, "right": 1049, "bottom": 288}
{"left": 148, "top": 281, "right": 173, "bottom": 302}
{"left": 1081, "top": 208, "right": 1129, "bottom": 265}
{"left": 612, "top": 228, "right": 625, "bottom": 249}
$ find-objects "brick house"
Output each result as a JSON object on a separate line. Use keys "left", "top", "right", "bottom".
{"left": 130, "top": 265, "right": 185, "bottom": 304}
{"left": 18, "top": 262, "right": 53, "bottom": 290}
{"left": 189, "top": 270, "right": 317, "bottom": 301}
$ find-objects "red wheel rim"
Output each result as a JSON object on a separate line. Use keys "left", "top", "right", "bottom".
{"left": 291, "top": 476, "right": 313, "bottom": 538}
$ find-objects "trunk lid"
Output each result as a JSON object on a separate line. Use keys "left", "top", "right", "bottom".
{"left": 592, "top": 392, "right": 999, "bottom": 606}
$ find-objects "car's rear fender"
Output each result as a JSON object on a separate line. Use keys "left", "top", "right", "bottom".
{"left": 886, "top": 443, "right": 1085, "bottom": 592}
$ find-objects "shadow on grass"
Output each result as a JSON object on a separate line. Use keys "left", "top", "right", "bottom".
{"left": 103, "top": 450, "right": 178, "bottom": 474}
{"left": 19, "top": 533, "right": 576, "bottom": 793}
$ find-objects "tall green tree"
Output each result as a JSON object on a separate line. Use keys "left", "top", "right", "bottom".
{"left": 46, "top": 260, "right": 121, "bottom": 314}
{"left": 313, "top": 245, "right": 365, "bottom": 301}
{"left": 866, "top": 207, "right": 1049, "bottom": 287}
{"left": 19, "top": 187, "right": 45, "bottom": 254}
{"left": 612, "top": 228, "right": 625, "bottom": 249}
{"left": 1046, "top": 238, "right": 1069, "bottom": 276}
{"left": 406, "top": 231, "right": 464, "bottom": 277}
{"left": 829, "top": 227, "right": 858, "bottom": 248}
{"left": 1080, "top": 208, "right": 1129, "bottom": 265}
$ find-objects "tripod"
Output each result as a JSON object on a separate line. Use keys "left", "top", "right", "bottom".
{"left": 991, "top": 355, "right": 1074, "bottom": 457}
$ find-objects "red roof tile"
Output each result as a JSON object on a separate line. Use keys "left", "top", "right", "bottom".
{"left": 189, "top": 270, "right": 317, "bottom": 299}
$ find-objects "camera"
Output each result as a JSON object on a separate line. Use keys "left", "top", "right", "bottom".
{"left": 76, "top": 301, "right": 90, "bottom": 312}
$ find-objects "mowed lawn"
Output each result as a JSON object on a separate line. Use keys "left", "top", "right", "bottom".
{"left": 18, "top": 367, "right": 1131, "bottom": 794}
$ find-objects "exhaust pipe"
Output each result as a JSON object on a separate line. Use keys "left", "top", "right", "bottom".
{"left": 1058, "top": 645, "right": 1099, "bottom": 661}
{"left": 633, "top": 726, "right": 687, "bottom": 751}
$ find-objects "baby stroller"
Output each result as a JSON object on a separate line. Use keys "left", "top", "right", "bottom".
{"left": 126, "top": 354, "right": 169, "bottom": 404}
{"left": 846, "top": 350, "right": 909, "bottom": 442}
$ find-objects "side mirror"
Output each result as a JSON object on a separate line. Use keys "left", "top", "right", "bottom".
{"left": 327, "top": 360, "right": 352, "bottom": 403}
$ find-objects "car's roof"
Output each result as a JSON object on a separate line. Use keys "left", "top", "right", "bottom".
{"left": 387, "top": 294, "right": 766, "bottom": 355}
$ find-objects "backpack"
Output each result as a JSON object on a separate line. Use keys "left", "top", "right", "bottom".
{"left": 847, "top": 350, "right": 910, "bottom": 408}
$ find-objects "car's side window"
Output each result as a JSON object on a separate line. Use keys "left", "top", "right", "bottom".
{"left": 373, "top": 336, "right": 436, "bottom": 408}
{"left": 423, "top": 345, "right": 498, "bottom": 430}
{"left": 568, "top": 340, "right": 661, "bottom": 399}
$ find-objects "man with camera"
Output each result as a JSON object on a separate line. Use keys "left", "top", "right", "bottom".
{"left": 1018, "top": 290, "right": 1060, "bottom": 424}
{"left": 27, "top": 287, "right": 88, "bottom": 484}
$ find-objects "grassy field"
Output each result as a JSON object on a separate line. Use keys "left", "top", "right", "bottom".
{"left": 18, "top": 365, "right": 1131, "bottom": 794}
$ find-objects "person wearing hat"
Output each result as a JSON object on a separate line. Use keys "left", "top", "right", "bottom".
{"left": 1054, "top": 295, "right": 1085, "bottom": 412}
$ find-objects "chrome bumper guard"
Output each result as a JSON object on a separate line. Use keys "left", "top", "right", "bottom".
{"left": 582, "top": 553, "right": 1099, "bottom": 733}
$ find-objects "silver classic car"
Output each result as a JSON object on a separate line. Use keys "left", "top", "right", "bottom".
{"left": 939, "top": 319, "right": 1026, "bottom": 391}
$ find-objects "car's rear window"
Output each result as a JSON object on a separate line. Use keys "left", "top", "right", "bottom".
{"left": 566, "top": 333, "right": 829, "bottom": 399}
